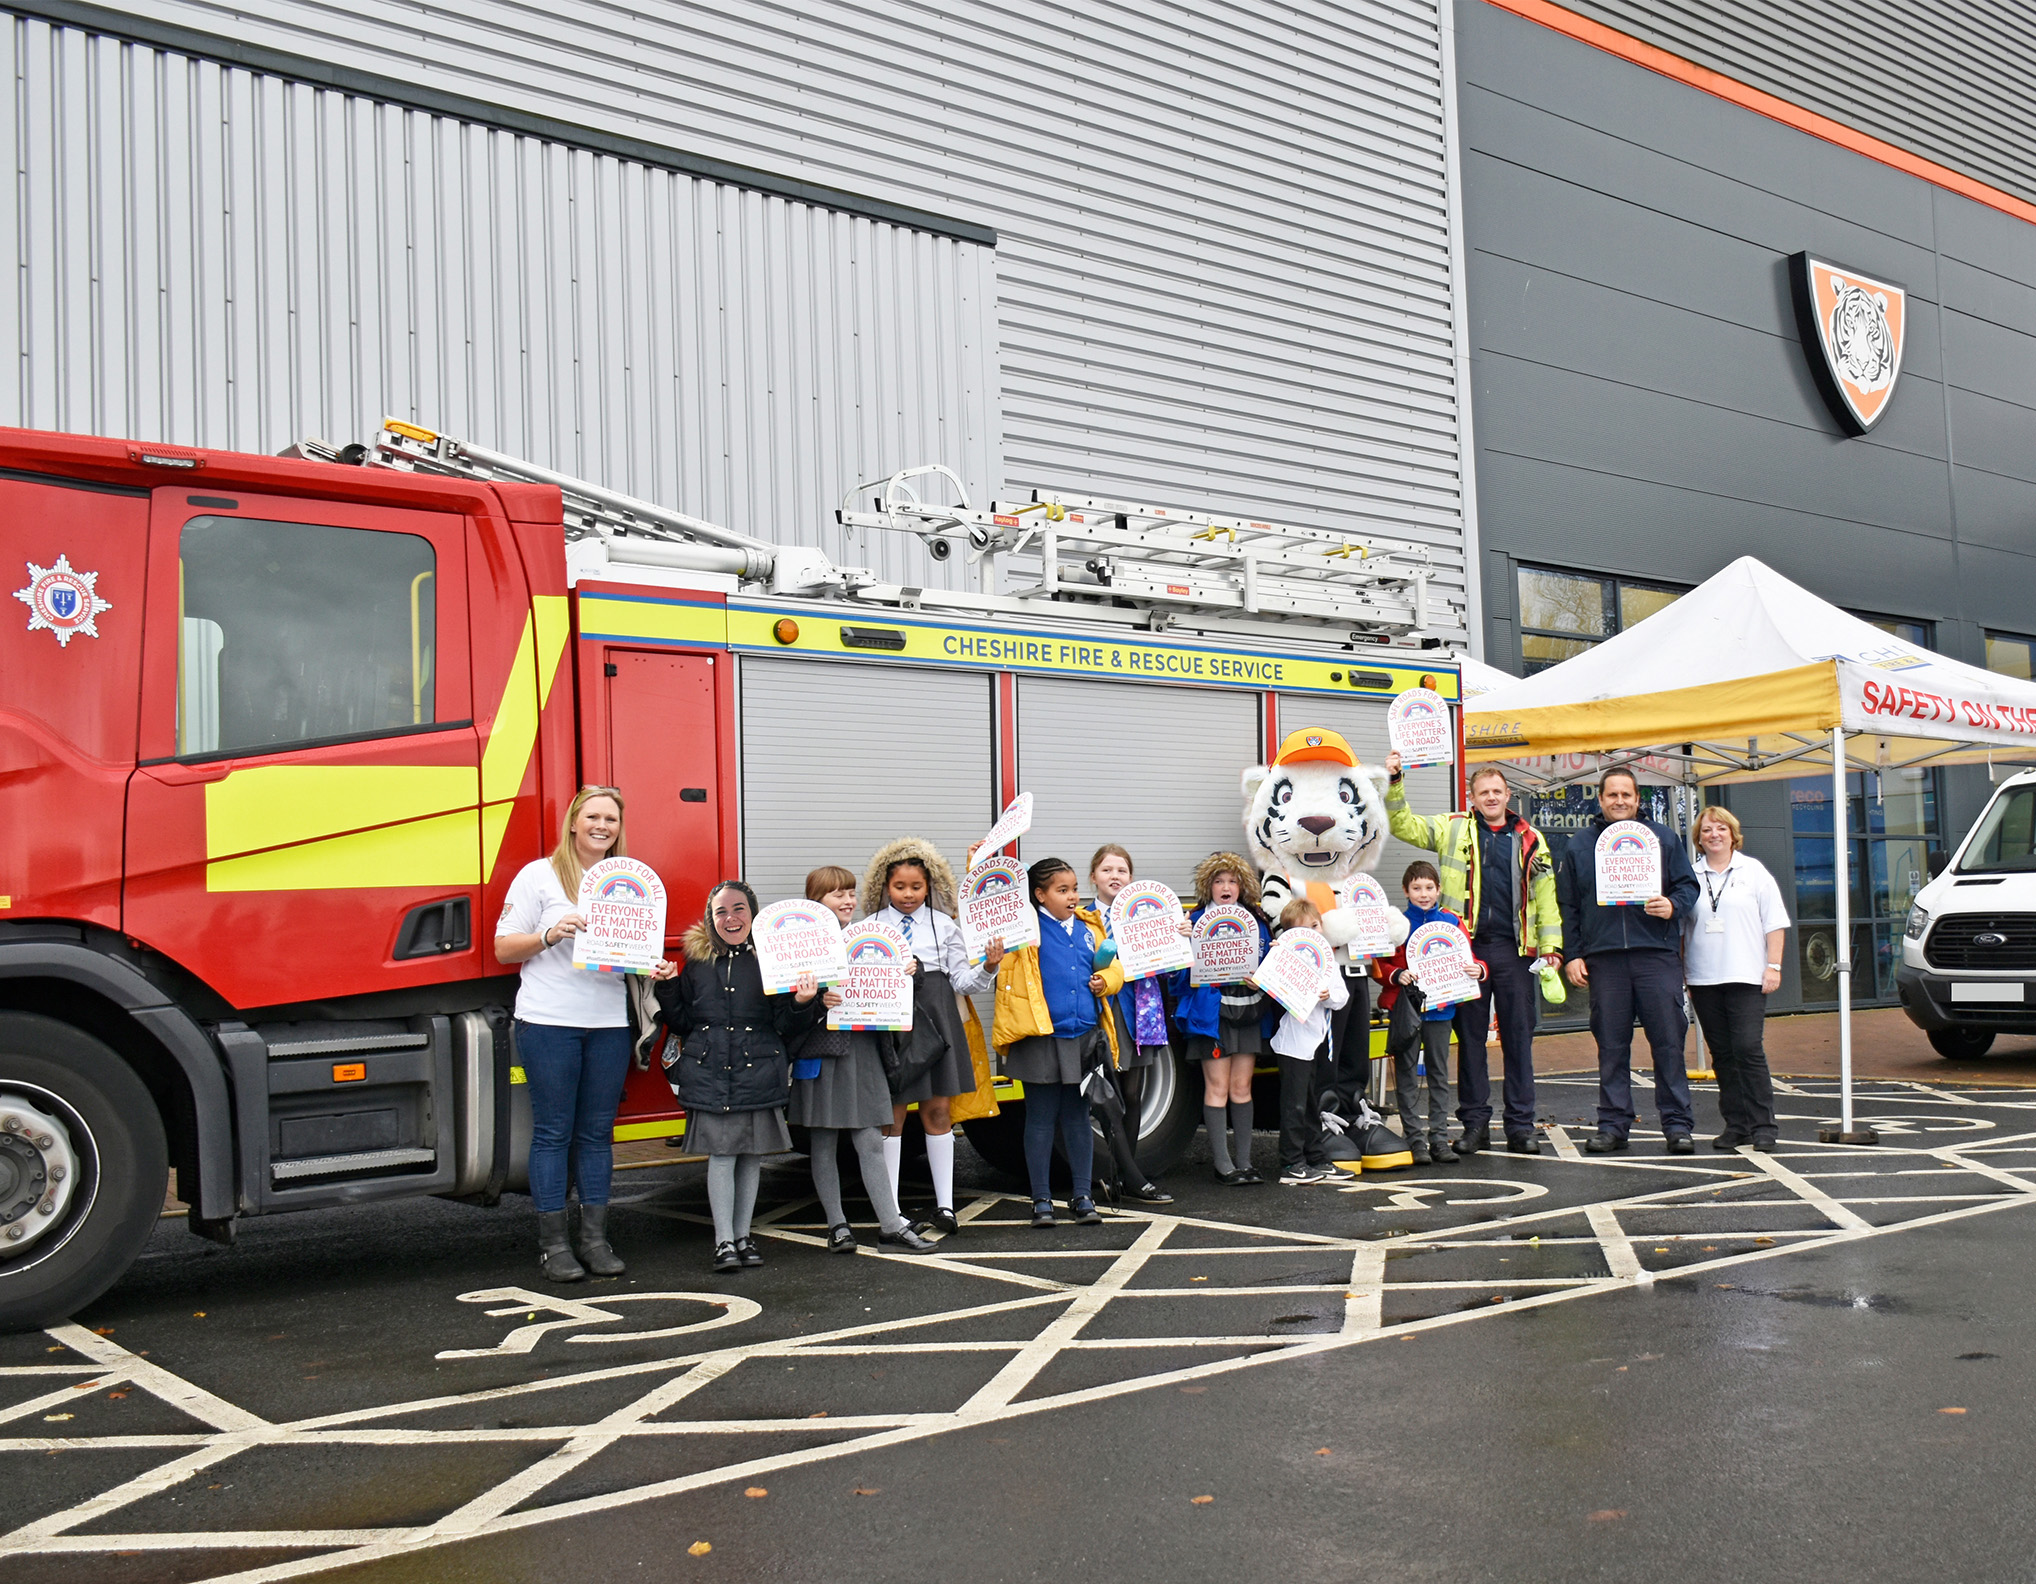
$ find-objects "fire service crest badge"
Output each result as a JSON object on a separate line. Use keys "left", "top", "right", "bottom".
{"left": 1790, "top": 253, "right": 1905, "bottom": 435}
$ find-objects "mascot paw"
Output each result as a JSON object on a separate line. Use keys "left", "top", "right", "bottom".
{"left": 1317, "top": 906, "right": 1361, "bottom": 948}
{"left": 1387, "top": 911, "right": 1411, "bottom": 947}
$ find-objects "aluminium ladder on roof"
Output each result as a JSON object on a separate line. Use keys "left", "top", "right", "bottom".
{"left": 299, "top": 419, "right": 1442, "bottom": 638}
{"left": 835, "top": 463, "right": 1434, "bottom": 634}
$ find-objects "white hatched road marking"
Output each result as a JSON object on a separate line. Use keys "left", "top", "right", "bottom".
{"left": 4, "top": 1080, "right": 2033, "bottom": 1580}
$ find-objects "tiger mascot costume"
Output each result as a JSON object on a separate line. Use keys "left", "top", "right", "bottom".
{"left": 1242, "top": 725, "right": 1412, "bottom": 1171}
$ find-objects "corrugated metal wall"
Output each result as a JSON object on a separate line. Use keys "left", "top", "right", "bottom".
{"left": 18, "top": 0, "right": 1473, "bottom": 638}
{"left": 0, "top": 12, "right": 998, "bottom": 587}
{"left": 1550, "top": 0, "right": 2036, "bottom": 210}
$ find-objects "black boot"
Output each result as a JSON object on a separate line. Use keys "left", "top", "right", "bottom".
{"left": 537, "top": 1210, "right": 586, "bottom": 1283}
{"left": 574, "top": 1203, "right": 626, "bottom": 1277}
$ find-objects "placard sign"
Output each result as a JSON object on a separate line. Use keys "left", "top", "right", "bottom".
{"left": 967, "top": 792, "right": 1034, "bottom": 872}
{"left": 1190, "top": 904, "right": 1262, "bottom": 987}
{"left": 1387, "top": 687, "right": 1455, "bottom": 767}
{"left": 1252, "top": 926, "right": 1334, "bottom": 1019}
{"left": 1109, "top": 881, "right": 1192, "bottom": 980}
{"left": 1343, "top": 873, "right": 1399, "bottom": 960}
{"left": 829, "top": 922, "right": 913, "bottom": 1032}
{"left": 1406, "top": 920, "right": 1480, "bottom": 1010}
{"left": 752, "top": 899, "right": 847, "bottom": 993}
{"left": 1595, "top": 820, "right": 1662, "bottom": 907}
{"left": 959, "top": 858, "right": 1040, "bottom": 963}
{"left": 571, "top": 857, "right": 669, "bottom": 975}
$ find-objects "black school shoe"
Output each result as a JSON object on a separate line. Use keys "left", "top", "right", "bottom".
{"left": 1030, "top": 1200, "right": 1058, "bottom": 1228}
{"left": 1428, "top": 1136, "right": 1458, "bottom": 1164}
{"left": 879, "top": 1225, "right": 940, "bottom": 1253}
{"left": 1453, "top": 1125, "right": 1489, "bottom": 1156}
{"left": 1664, "top": 1134, "right": 1696, "bottom": 1155}
{"left": 1235, "top": 1169, "right": 1265, "bottom": 1186}
{"left": 733, "top": 1237, "right": 765, "bottom": 1267}
{"left": 711, "top": 1241, "right": 741, "bottom": 1273}
{"left": 1582, "top": 1131, "right": 1628, "bottom": 1154}
{"left": 1750, "top": 1133, "right": 1780, "bottom": 1153}
{"left": 1068, "top": 1197, "right": 1103, "bottom": 1225}
{"left": 1407, "top": 1136, "right": 1432, "bottom": 1166}
{"left": 922, "top": 1207, "right": 960, "bottom": 1236}
{"left": 1126, "top": 1182, "right": 1174, "bottom": 1204}
{"left": 1507, "top": 1135, "right": 1542, "bottom": 1155}
{"left": 1712, "top": 1130, "right": 1751, "bottom": 1152}
{"left": 827, "top": 1223, "right": 858, "bottom": 1254}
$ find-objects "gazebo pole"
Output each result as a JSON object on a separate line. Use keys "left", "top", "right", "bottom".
{"left": 1821, "top": 726, "right": 1878, "bottom": 1146}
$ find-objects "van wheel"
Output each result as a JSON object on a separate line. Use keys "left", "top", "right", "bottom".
{"left": 1928, "top": 1028, "right": 1995, "bottom": 1060}
{"left": 0, "top": 1015, "right": 168, "bottom": 1332}
{"left": 1130, "top": 1050, "right": 1200, "bottom": 1176}
{"left": 959, "top": 1108, "right": 1027, "bottom": 1182}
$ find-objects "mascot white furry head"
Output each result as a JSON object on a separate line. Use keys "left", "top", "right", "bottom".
{"left": 1243, "top": 726, "right": 1407, "bottom": 960}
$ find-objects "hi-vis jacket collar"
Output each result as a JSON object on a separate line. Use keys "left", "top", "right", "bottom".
{"left": 1272, "top": 727, "right": 1358, "bottom": 767}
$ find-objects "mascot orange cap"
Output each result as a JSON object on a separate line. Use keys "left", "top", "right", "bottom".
{"left": 1272, "top": 727, "right": 1358, "bottom": 767}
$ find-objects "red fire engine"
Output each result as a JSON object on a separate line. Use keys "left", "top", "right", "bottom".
{"left": 0, "top": 419, "right": 1459, "bottom": 1328}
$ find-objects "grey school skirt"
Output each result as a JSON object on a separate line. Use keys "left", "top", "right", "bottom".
{"left": 788, "top": 1030, "right": 895, "bottom": 1131}
{"left": 686, "top": 1107, "right": 792, "bottom": 1157}
{"left": 1002, "top": 1025, "right": 1105, "bottom": 1086}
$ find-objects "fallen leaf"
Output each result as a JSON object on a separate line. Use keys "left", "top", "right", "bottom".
{"left": 854, "top": 1487, "right": 881, "bottom": 1496}
{"left": 806, "top": 1411, "right": 828, "bottom": 1419}
{"left": 192, "top": 1312, "right": 206, "bottom": 1319}
{"left": 1716, "top": 1284, "right": 1734, "bottom": 1290}
{"left": 93, "top": 1327, "right": 114, "bottom": 1336}
{"left": 744, "top": 1487, "right": 768, "bottom": 1498}
{"left": 1490, "top": 1296, "right": 1503, "bottom": 1304}
{"left": 1191, "top": 1495, "right": 1214, "bottom": 1504}
{"left": 688, "top": 1541, "right": 712, "bottom": 1556}
{"left": 1653, "top": 1247, "right": 1668, "bottom": 1254}
{"left": 1755, "top": 1237, "right": 1774, "bottom": 1246}
{"left": 1315, "top": 1447, "right": 1331, "bottom": 1456}
{"left": 1940, "top": 1407, "right": 1968, "bottom": 1415}
{"left": 44, "top": 1346, "right": 62, "bottom": 1353}
{"left": 1401, "top": 1334, "right": 1417, "bottom": 1341}
{"left": 107, "top": 1391, "right": 128, "bottom": 1400}
{"left": 1587, "top": 1509, "right": 1627, "bottom": 1523}
{"left": 1615, "top": 1366, "right": 1628, "bottom": 1372}
{"left": 1190, "top": 1276, "right": 1208, "bottom": 1282}
{"left": 42, "top": 1413, "right": 72, "bottom": 1422}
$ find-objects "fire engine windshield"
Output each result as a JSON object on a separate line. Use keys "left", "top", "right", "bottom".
{"left": 177, "top": 516, "right": 436, "bottom": 757}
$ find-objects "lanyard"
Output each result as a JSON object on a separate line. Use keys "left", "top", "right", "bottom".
{"left": 1702, "top": 863, "right": 1735, "bottom": 913}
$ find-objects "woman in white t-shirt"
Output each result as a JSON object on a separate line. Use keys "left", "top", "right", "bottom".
{"left": 495, "top": 785, "right": 675, "bottom": 1282}
{"left": 1683, "top": 806, "right": 1790, "bottom": 1154}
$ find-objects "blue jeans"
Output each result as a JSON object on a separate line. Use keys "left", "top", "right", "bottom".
{"left": 1022, "top": 1081, "right": 1095, "bottom": 1204}
{"left": 516, "top": 1020, "right": 632, "bottom": 1213}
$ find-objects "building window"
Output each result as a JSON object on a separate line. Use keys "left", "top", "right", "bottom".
{"left": 1986, "top": 632, "right": 2036, "bottom": 680}
{"left": 1515, "top": 567, "right": 1683, "bottom": 675}
{"left": 1791, "top": 767, "right": 1939, "bottom": 1008}
{"left": 1861, "top": 615, "right": 1932, "bottom": 648}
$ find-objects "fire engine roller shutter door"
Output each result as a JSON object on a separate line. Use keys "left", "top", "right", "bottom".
{"left": 1016, "top": 678, "right": 1257, "bottom": 900}
{"left": 1275, "top": 693, "right": 1450, "bottom": 896}
{"left": 740, "top": 657, "right": 994, "bottom": 909}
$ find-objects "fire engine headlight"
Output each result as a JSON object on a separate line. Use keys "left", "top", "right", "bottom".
{"left": 1905, "top": 903, "right": 1929, "bottom": 941}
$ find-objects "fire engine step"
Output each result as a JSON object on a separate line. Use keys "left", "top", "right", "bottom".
{"left": 270, "top": 1147, "right": 438, "bottom": 1183}
{"left": 263, "top": 1033, "right": 430, "bottom": 1058}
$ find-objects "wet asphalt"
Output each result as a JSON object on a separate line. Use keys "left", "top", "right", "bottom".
{"left": 9, "top": 1075, "right": 2036, "bottom": 1584}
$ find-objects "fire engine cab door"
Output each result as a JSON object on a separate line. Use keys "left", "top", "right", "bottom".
{"left": 126, "top": 490, "right": 477, "bottom": 1009}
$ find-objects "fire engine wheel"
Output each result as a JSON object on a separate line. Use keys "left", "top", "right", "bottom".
{"left": 0, "top": 1015, "right": 168, "bottom": 1333}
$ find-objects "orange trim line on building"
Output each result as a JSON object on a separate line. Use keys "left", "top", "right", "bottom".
{"left": 1484, "top": 0, "right": 2036, "bottom": 229}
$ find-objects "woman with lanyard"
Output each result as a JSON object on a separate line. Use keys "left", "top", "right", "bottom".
{"left": 1086, "top": 845, "right": 1173, "bottom": 1205}
{"left": 1683, "top": 806, "right": 1790, "bottom": 1153}
{"left": 495, "top": 786, "right": 676, "bottom": 1283}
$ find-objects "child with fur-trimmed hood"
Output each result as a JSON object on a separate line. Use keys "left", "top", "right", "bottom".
{"left": 859, "top": 837, "right": 999, "bottom": 1236}
{"left": 1170, "top": 852, "right": 1275, "bottom": 1184}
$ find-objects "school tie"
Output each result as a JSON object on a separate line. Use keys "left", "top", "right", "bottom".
{"left": 899, "top": 913, "right": 913, "bottom": 948}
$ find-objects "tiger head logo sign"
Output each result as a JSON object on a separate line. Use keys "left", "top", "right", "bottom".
{"left": 1790, "top": 253, "right": 1905, "bottom": 435}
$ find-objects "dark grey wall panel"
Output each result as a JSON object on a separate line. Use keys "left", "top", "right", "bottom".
{"left": 1461, "top": 0, "right": 2036, "bottom": 682}
{"left": 1553, "top": 0, "right": 2036, "bottom": 212}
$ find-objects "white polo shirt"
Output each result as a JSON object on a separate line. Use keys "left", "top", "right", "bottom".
{"left": 496, "top": 859, "right": 628, "bottom": 1028}
{"left": 1682, "top": 852, "right": 1791, "bottom": 988}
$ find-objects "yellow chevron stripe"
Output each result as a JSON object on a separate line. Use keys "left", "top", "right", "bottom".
{"left": 206, "top": 809, "right": 479, "bottom": 892}
{"left": 205, "top": 765, "right": 478, "bottom": 860}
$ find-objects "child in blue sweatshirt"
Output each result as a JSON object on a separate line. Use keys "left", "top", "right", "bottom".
{"left": 1378, "top": 860, "right": 1486, "bottom": 1165}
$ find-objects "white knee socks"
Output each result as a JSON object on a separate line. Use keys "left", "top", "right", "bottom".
{"left": 925, "top": 1129, "right": 955, "bottom": 1212}
{"left": 882, "top": 1133, "right": 903, "bottom": 1201}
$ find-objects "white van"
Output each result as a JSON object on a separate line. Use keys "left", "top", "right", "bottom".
{"left": 1899, "top": 766, "right": 2036, "bottom": 1057}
